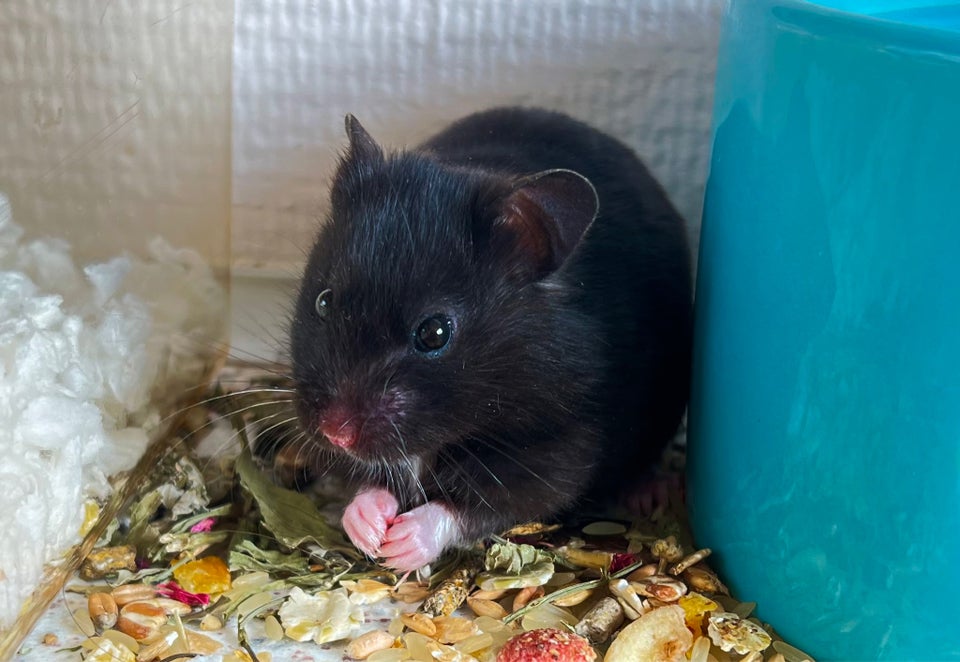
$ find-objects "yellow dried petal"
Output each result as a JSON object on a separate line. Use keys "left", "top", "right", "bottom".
{"left": 172, "top": 556, "right": 232, "bottom": 594}
{"left": 679, "top": 592, "right": 719, "bottom": 633}
{"left": 79, "top": 500, "right": 101, "bottom": 537}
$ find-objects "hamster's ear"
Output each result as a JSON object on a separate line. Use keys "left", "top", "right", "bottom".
{"left": 493, "top": 169, "right": 599, "bottom": 276}
{"left": 344, "top": 114, "right": 384, "bottom": 164}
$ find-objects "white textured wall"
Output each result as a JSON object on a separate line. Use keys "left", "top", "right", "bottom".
{"left": 232, "top": 0, "right": 723, "bottom": 273}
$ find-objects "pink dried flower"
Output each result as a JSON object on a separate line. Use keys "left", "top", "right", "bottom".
{"left": 189, "top": 517, "right": 216, "bottom": 533}
{"left": 610, "top": 553, "right": 637, "bottom": 574}
{"left": 157, "top": 581, "right": 210, "bottom": 607}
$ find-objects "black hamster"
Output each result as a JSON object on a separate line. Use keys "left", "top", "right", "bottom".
{"left": 290, "top": 107, "right": 692, "bottom": 571}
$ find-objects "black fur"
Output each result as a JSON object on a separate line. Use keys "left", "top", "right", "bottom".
{"left": 290, "top": 107, "right": 692, "bottom": 542}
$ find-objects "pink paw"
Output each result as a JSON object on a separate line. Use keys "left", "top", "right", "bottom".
{"left": 342, "top": 488, "right": 399, "bottom": 558}
{"left": 379, "top": 501, "right": 460, "bottom": 572}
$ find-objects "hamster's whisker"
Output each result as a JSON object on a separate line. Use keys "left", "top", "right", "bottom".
{"left": 471, "top": 437, "right": 560, "bottom": 493}
{"left": 255, "top": 416, "right": 302, "bottom": 454}
{"left": 454, "top": 443, "right": 506, "bottom": 489}
{"left": 179, "top": 388, "right": 295, "bottom": 414}
{"left": 381, "top": 366, "right": 401, "bottom": 397}
{"left": 157, "top": 389, "right": 293, "bottom": 429}
{"left": 165, "top": 402, "right": 288, "bottom": 463}
{"left": 195, "top": 425, "right": 249, "bottom": 474}
{"left": 390, "top": 421, "right": 428, "bottom": 504}
{"left": 406, "top": 457, "right": 428, "bottom": 505}
{"left": 420, "top": 455, "right": 453, "bottom": 506}
{"left": 212, "top": 399, "right": 296, "bottom": 423}
{"left": 438, "top": 450, "right": 494, "bottom": 512}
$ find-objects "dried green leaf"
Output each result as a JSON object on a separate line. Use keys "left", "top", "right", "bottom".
{"left": 235, "top": 449, "right": 357, "bottom": 557}
{"left": 229, "top": 538, "right": 312, "bottom": 575}
{"left": 227, "top": 538, "right": 337, "bottom": 588}
{"left": 483, "top": 541, "right": 552, "bottom": 575}
{"left": 475, "top": 541, "right": 555, "bottom": 590}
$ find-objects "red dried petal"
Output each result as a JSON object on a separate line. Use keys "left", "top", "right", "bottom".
{"left": 610, "top": 553, "right": 637, "bottom": 574}
{"left": 156, "top": 581, "right": 211, "bottom": 607}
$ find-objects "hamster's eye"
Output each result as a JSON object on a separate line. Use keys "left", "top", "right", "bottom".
{"left": 314, "top": 288, "right": 333, "bottom": 320}
{"left": 414, "top": 314, "right": 453, "bottom": 353}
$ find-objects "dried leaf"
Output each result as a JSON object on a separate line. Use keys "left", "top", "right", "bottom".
{"left": 475, "top": 541, "right": 554, "bottom": 590}
{"left": 484, "top": 541, "right": 553, "bottom": 575}
{"left": 235, "top": 449, "right": 355, "bottom": 555}
{"left": 229, "top": 538, "right": 312, "bottom": 576}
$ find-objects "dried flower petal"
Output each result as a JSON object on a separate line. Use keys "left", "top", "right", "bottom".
{"left": 189, "top": 517, "right": 217, "bottom": 533}
{"left": 707, "top": 612, "right": 772, "bottom": 655}
{"left": 678, "top": 592, "right": 719, "bottom": 634}
{"left": 609, "top": 553, "right": 637, "bottom": 574}
{"left": 278, "top": 587, "right": 364, "bottom": 644}
{"left": 171, "top": 556, "right": 231, "bottom": 594}
{"left": 650, "top": 537, "right": 684, "bottom": 563}
{"left": 156, "top": 581, "right": 210, "bottom": 607}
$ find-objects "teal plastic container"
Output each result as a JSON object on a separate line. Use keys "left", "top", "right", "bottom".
{"left": 688, "top": 2, "right": 960, "bottom": 660}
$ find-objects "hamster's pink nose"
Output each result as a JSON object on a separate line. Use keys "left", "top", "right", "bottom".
{"left": 320, "top": 409, "right": 359, "bottom": 449}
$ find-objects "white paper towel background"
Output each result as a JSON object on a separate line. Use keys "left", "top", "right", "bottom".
{"left": 233, "top": 0, "right": 722, "bottom": 273}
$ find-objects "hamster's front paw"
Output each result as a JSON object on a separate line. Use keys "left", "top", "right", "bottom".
{"left": 379, "top": 501, "right": 460, "bottom": 572}
{"left": 342, "top": 488, "right": 399, "bottom": 558}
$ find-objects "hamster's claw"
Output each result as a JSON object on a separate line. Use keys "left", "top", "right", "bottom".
{"left": 379, "top": 501, "right": 460, "bottom": 572}
{"left": 342, "top": 488, "right": 399, "bottom": 558}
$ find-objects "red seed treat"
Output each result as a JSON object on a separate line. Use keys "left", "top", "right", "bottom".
{"left": 496, "top": 628, "right": 597, "bottom": 662}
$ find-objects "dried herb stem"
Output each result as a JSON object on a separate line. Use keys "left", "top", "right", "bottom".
{"left": 503, "top": 578, "right": 603, "bottom": 625}
{"left": 503, "top": 560, "right": 646, "bottom": 625}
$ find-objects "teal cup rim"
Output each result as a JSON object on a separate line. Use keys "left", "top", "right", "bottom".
{"left": 764, "top": 0, "right": 960, "bottom": 56}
